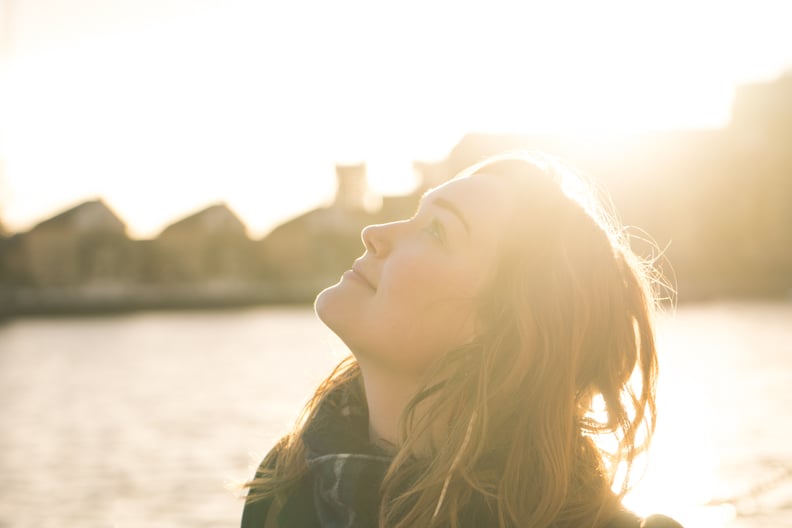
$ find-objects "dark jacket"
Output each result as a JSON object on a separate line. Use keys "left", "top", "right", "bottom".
{"left": 241, "top": 383, "right": 683, "bottom": 528}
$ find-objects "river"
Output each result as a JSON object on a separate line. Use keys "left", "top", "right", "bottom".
{"left": 0, "top": 302, "right": 790, "bottom": 527}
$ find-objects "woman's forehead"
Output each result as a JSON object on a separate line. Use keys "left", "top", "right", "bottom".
{"left": 428, "top": 172, "right": 515, "bottom": 207}
{"left": 425, "top": 173, "right": 516, "bottom": 237}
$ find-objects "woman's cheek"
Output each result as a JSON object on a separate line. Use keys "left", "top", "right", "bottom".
{"left": 393, "top": 258, "right": 450, "bottom": 298}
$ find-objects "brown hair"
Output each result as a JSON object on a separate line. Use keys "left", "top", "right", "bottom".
{"left": 246, "top": 152, "right": 668, "bottom": 528}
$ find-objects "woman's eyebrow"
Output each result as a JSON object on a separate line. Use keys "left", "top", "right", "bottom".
{"left": 429, "top": 197, "right": 470, "bottom": 236}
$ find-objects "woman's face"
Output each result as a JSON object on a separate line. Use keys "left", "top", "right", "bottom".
{"left": 315, "top": 172, "right": 515, "bottom": 375}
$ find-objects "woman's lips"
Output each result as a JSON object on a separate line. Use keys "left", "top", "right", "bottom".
{"left": 344, "top": 267, "right": 376, "bottom": 290}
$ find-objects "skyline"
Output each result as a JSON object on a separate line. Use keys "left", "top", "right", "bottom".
{"left": 1, "top": 0, "right": 791, "bottom": 238}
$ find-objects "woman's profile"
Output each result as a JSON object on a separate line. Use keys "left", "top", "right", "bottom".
{"left": 241, "top": 153, "right": 683, "bottom": 527}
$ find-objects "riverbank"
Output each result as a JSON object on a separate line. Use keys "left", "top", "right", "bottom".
{"left": 0, "top": 281, "right": 326, "bottom": 317}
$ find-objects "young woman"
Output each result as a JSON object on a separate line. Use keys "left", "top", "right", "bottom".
{"left": 242, "top": 153, "right": 682, "bottom": 528}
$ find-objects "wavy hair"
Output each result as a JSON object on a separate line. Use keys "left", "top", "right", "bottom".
{"left": 246, "top": 152, "right": 668, "bottom": 528}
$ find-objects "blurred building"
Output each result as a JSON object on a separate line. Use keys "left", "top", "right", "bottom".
{"left": 260, "top": 163, "right": 378, "bottom": 293}
{"left": 722, "top": 73, "right": 792, "bottom": 296}
{"left": 151, "top": 203, "right": 254, "bottom": 284}
{"left": 257, "top": 162, "right": 423, "bottom": 299}
{"left": 0, "top": 233, "right": 29, "bottom": 286}
{"left": 0, "top": 74, "right": 790, "bottom": 313}
{"left": 2, "top": 199, "right": 134, "bottom": 288}
{"left": 732, "top": 72, "right": 792, "bottom": 139}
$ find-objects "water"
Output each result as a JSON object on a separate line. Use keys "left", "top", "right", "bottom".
{"left": 0, "top": 302, "right": 790, "bottom": 527}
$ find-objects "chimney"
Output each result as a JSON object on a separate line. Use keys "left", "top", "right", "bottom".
{"left": 334, "top": 163, "right": 369, "bottom": 211}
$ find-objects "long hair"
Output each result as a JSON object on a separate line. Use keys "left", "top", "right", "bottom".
{"left": 246, "top": 152, "right": 667, "bottom": 528}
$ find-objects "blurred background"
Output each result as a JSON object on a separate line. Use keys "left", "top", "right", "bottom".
{"left": 0, "top": 0, "right": 790, "bottom": 526}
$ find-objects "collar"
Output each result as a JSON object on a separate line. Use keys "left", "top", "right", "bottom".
{"left": 278, "top": 380, "right": 393, "bottom": 527}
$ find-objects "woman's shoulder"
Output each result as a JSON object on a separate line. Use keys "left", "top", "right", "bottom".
{"left": 240, "top": 444, "right": 283, "bottom": 528}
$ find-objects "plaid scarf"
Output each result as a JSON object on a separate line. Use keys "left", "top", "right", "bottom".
{"left": 274, "top": 381, "right": 393, "bottom": 528}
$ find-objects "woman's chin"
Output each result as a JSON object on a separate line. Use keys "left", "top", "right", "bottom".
{"left": 314, "top": 281, "right": 343, "bottom": 327}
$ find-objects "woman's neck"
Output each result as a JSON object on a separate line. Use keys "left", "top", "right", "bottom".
{"left": 358, "top": 362, "right": 420, "bottom": 448}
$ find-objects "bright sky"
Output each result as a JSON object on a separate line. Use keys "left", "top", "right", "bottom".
{"left": 1, "top": 0, "right": 791, "bottom": 238}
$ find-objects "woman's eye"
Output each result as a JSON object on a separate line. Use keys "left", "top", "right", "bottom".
{"left": 423, "top": 217, "right": 446, "bottom": 245}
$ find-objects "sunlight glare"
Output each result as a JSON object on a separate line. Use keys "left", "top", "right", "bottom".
{"left": 3, "top": 0, "right": 791, "bottom": 236}
{"left": 621, "top": 379, "right": 736, "bottom": 527}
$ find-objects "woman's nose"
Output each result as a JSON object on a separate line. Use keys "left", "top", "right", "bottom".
{"left": 361, "top": 222, "right": 396, "bottom": 257}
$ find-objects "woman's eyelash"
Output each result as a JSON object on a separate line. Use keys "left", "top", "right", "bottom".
{"left": 423, "top": 217, "right": 446, "bottom": 244}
